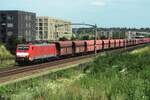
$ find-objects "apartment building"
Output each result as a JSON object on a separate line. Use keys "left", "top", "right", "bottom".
{"left": 0, "top": 10, "right": 36, "bottom": 42}
{"left": 36, "top": 16, "right": 72, "bottom": 41}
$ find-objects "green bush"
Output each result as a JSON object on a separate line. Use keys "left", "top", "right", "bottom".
{"left": 0, "top": 44, "right": 15, "bottom": 68}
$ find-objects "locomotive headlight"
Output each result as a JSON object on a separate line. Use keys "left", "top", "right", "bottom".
{"left": 17, "top": 52, "right": 29, "bottom": 57}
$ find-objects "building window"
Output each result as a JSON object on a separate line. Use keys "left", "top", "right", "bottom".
{"left": 39, "top": 23, "right": 43, "bottom": 26}
{"left": 39, "top": 31, "right": 43, "bottom": 39}
{"left": 44, "top": 27, "right": 48, "bottom": 30}
{"left": 7, "top": 31, "right": 13, "bottom": 36}
{"left": 39, "top": 19, "right": 42, "bottom": 22}
{"left": 39, "top": 27, "right": 43, "bottom": 30}
{"left": 26, "top": 23, "right": 28, "bottom": 28}
{"left": 36, "top": 27, "right": 38, "bottom": 30}
{"left": 28, "top": 30, "right": 31, "bottom": 35}
{"left": 25, "top": 15, "right": 28, "bottom": 20}
{"left": 39, "top": 31, "right": 43, "bottom": 34}
{"left": 25, "top": 30, "right": 28, "bottom": 34}
{"left": 44, "top": 23, "right": 48, "bottom": 26}
{"left": 44, "top": 19, "right": 48, "bottom": 22}
{"left": 1, "top": 14, "right": 6, "bottom": 20}
{"left": 1, "top": 23, "right": 6, "bottom": 26}
{"left": 7, "top": 23, "right": 13, "bottom": 28}
{"left": 44, "top": 31, "right": 48, "bottom": 34}
{"left": 44, "top": 32, "right": 48, "bottom": 39}
{"left": 7, "top": 16, "right": 13, "bottom": 20}
{"left": 28, "top": 23, "right": 31, "bottom": 28}
{"left": 28, "top": 16, "right": 31, "bottom": 20}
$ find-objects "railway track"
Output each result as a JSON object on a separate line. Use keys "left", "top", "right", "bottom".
{"left": 0, "top": 54, "right": 93, "bottom": 78}
{"left": 0, "top": 44, "right": 149, "bottom": 84}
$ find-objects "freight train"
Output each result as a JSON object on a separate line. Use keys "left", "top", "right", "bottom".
{"left": 16, "top": 38, "right": 150, "bottom": 64}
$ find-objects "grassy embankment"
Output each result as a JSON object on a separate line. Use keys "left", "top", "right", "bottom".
{"left": 0, "top": 43, "right": 15, "bottom": 68}
{"left": 0, "top": 46, "right": 150, "bottom": 100}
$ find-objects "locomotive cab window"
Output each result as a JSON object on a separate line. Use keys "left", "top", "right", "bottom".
{"left": 18, "top": 46, "right": 29, "bottom": 50}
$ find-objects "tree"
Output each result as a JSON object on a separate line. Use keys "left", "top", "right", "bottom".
{"left": 59, "top": 37, "right": 68, "bottom": 41}
{"left": 81, "top": 36, "right": 90, "bottom": 40}
{"left": 100, "top": 35, "right": 107, "bottom": 39}
{"left": 71, "top": 36, "right": 77, "bottom": 40}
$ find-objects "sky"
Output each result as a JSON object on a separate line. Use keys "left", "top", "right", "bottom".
{"left": 0, "top": 0, "right": 150, "bottom": 28}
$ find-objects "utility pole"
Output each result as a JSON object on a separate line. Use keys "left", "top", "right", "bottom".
{"left": 94, "top": 24, "right": 97, "bottom": 55}
{"left": 124, "top": 32, "right": 127, "bottom": 50}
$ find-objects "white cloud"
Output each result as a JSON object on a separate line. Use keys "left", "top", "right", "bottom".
{"left": 91, "top": 0, "right": 106, "bottom": 6}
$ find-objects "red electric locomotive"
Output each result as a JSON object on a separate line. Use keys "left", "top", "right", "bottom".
{"left": 16, "top": 43, "right": 57, "bottom": 64}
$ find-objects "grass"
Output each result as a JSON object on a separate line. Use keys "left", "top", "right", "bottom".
{"left": 0, "top": 44, "right": 15, "bottom": 69}
{"left": 0, "top": 46, "right": 150, "bottom": 100}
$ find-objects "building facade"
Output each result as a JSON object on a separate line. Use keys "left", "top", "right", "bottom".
{"left": 36, "top": 16, "right": 72, "bottom": 41}
{"left": 0, "top": 10, "right": 36, "bottom": 43}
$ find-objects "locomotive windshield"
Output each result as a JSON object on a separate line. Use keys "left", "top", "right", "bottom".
{"left": 18, "top": 46, "right": 29, "bottom": 50}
